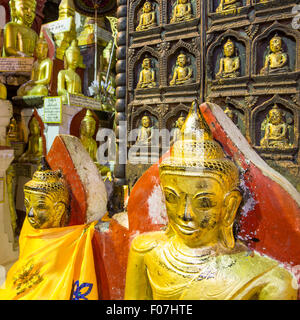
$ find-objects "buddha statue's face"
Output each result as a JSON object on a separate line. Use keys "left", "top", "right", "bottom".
{"left": 143, "top": 58, "right": 151, "bottom": 70}
{"left": 179, "top": 0, "right": 188, "bottom": 4}
{"left": 270, "top": 37, "right": 282, "bottom": 53}
{"left": 269, "top": 109, "right": 282, "bottom": 125}
{"left": 14, "top": 0, "right": 36, "bottom": 27}
{"left": 80, "top": 120, "right": 96, "bottom": 138}
{"left": 35, "top": 42, "right": 48, "bottom": 60}
{"left": 177, "top": 54, "right": 187, "bottom": 67}
{"left": 177, "top": 116, "right": 185, "bottom": 128}
{"left": 161, "top": 174, "right": 234, "bottom": 247}
{"left": 24, "top": 190, "right": 66, "bottom": 229}
{"left": 142, "top": 116, "right": 151, "bottom": 128}
{"left": 143, "top": 1, "right": 152, "bottom": 13}
{"left": 66, "top": 50, "right": 80, "bottom": 70}
{"left": 224, "top": 41, "right": 234, "bottom": 57}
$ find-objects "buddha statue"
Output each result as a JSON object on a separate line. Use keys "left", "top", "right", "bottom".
{"left": 216, "top": 0, "right": 240, "bottom": 13}
{"left": 17, "top": 33, "right": 53, "bottom": 97}
{"left": 3, "top": 0, "right": 38, "bottom": 57}
{"left": 224, "top": 106, "right": 235, "bottom": 121}
{"left": 216, "top": 39, "right": 240, "bottom": 79}
{"left": 137, "top": 57, "right": 157, "bottom": 89}
{"left": 24, "top": 157, "right": 70, "bottom": 229}
{"left": 79, "top": 110, "right": 111, "bottom": 177}
{"left": 260, "top": 104, "right": 289, "bottom": 148}
{"left": 78, "top": 16, "right": 107, "bottom": 46}
{"left": 54, "top": 0, "right": 77, "bottom": 61}
{"left": 170, "top": 52, "right": 193, "bottom": 86}
{"left": 19, "top": 117, "right": 43, "bottom": 164}
{"left": 171, "top": 113, "right": 186, "bottom": 143}
{"left": 170, "top": 0, "right": 193, "bottom": 23}
{"left": 0, "top": 83, "right": 7, "bottom": 100}
{"left": 260, "top": 35, "right": 289, "bottom": 75}
{"left": 7, "top": 117, "right": 22, "bottom": 145}
{"left": 136, "top": 1, "right": 157, "bottom": 32}
{"left": 125, "top": 100, "right": 297, "bottom": 300}
{"left": 57, "top": 40, "right": 83, "bottom": 104}
{"left": 136, "top": 115, "right": 153, "bottom": 146}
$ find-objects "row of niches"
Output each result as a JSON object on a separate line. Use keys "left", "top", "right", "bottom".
{"left": 220, "top": 96, "right": 299, "bottom": 157}
{"left": 207, "top": 29, "right": 300, "bottom": 82}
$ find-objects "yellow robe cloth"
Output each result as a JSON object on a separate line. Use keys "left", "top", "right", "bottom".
{"left": 0, "top": 219, "right": 99, "bottom": 300}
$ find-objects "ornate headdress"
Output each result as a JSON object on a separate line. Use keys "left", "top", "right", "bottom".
{"left": 159, "top": 100, "right": 240, "bottom": 191}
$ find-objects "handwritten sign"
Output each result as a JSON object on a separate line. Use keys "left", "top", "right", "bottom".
{"left": 43, "top": 97, "right": 62, "bottom": 124}
{"left": 42, "top": 17, "right": 72, "bottom": 35}
{"left": 68, "top": 94, "right": 102, "bottom": 110}
{"left": 0, "top": 57, "right": 34, "bottom": 72}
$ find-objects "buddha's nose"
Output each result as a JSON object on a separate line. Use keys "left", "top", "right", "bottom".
{"left": 183, "top": 200, "right": 192, "bottom": 222}
{"left": 28, "top": 208, "right": 34, "bottom": 218}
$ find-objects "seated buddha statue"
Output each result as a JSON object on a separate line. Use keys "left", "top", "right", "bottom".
{"left": 7, "top": 117, "right": 22, "bottom": 145}
{"left": 137, "top": 57, "right": 157, "bottom": 89}
{"left": 125, "top": 100, "right": 297, "bottom": 300}
{"left": 216, "top": 0, "right": 240, "bottom": 13}
{"left": 135, "top": 115, "right": 153, "bottom": 146}
{"left": 17, "top": 33, "right": 53, "bottom": 97}
{"left": 170, "top": 0, "right": 193, "bottom": 23}
{"left": 260, "top": 104, "right": 289, "bottom": 148}
{"left": 170, "top": 52, "right": 193, "bottom": 86}
{"left": 260, "top": 35, "right": 289, "bottom": 75}
{"left": 3, "top": 0, "right": 38, "bottom": 57}
{"left": 216, "top": 39, "right": 240, "bottom": 79}
{"left": 57, "top": 40, "right": 83, "bottom": 104}
{"left": 171, "top": 113, "right": 186, "bottom": 143}
{"left": 0, "top": 83, "right": 7, "bottom": 100}
{"left": 19, "top": 117, "right": 43, "bottom": 164}
{"left": 136, "top": 1, "right": 157, "bottom": 32}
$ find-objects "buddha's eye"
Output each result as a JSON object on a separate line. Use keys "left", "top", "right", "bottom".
{"left": 193, "top": 196, "right": 216, "bottom": 209}
{"left": 164, "top": 189, "right": 179, "bottom": 204}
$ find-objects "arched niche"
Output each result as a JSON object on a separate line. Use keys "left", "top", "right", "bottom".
{"left": 163, "top": 103, "right": 189, "bottom": 130}
{"left": 221, "top": 101, "right": 246, "bottom": 135}
{"left": 130, "top": 0, "right": 161, "bottom": 33}
{"left": 135, "top": 53, "right": 159, "bottom": 90}
{"left": 210, "top": 0, "right": 249, "bottom": 13}
{"left": 167, "top": 0, "right": 198, "bottom": 24}
{"left": 251, "top": 96, "right": 298, "bottom": 149}
{"left": 206, "top": 30, "right": 250, "bottom": 80}
{"left": 252, "top": 22, "right": 299, "bottom": 75}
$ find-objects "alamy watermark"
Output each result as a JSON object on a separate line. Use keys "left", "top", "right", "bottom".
{"left": 292, "top": 5, "right": 300, "bottom": 29}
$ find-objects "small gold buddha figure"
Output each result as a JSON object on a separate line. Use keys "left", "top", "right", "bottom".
{"left": 0, "top": 83, "right": 7, "bottom": 100}
{"left": 172, "top": 113, "right": 186, "bottom": 143}
{"left": 136, "top": 1, "right": 157, "bottom": 32}
{"left": 224, "top": 106, "right": 235, "bottom": 121}
{"left": 125, "top": 100, "right": 297, "bottom": 300}
{"left": 216, "top": 39, "right": 240, "bottom": 79}
{"left": 19, "top": 117, "right": 43, "bottom": 164}
{"left": 17, "top": 33, "right": 53, "bottom": 97}
{"left": 260, "top": 35, "right": 289, "bottom": 75}
{"left": 170, "top": 0, "right": 193, "bottom": 23}
{"left": 137, "top": 57, "right": 157, "bottom": 89}
{"left": 7, "top": 117, "right": 22, "bottom": 145}
{"left": 57, "top": 40, "right": 83, "bottom": 104}
{"left": 170, "top": 52, "right": 193, "bottom": 86}
{"left": 24, "top": 157, "right": 70, "bottom": 229}
{"left": 216, "top": 0, "right": 240, "bottom": 13}
{"left": 3, "top": 0, "right": 38, "bottom": 57}
{"left": 260, "top": 104, "right": 289, "bottom": 148}
{"left": 136, "top": 115, "right": 153, "bottom": 146}
{"left": 54, "top": 0, "right": 77, "bottom": 61}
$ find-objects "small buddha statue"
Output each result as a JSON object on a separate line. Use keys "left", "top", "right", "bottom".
{"left": 19, "top": 117, "right": 43, "bottom": 164}
{"left": 0, "top": 83, "right": 7, "bottom": 100}
{"left": 57, "top": 40, "right": 83, "bottom": 104}
{"left": 136, "top": 115, "right": 153, "bottom": 146}
{"left": 171, "top": 113, "right": 186, "bottom": 143}
{"left": 216, "top": 0, "right": 240, "bottom": 13}
{"left": 3, "top": 0, "right": 38, "bottom": 57}
{"left": 136, "top": 1, "right": 157, "bottom": 31}
{"left": 224, "top": 106, "right": 235, "bottom": 121}
{"left": 7, "top": 117, "right": 22, "bottom": 145}
{"left": 125, "top": 100, "right": 297, "bottom": 300}
{"left": 17, "top": 33, "right": 53, "bottom": 97}
{"left": 216, "top": 39, "right": 240, "bottom": 79}
{"left": 137, "top": 57, "right": 157, "bottom": 89}
{"left": 260, "top": 104, "right": 289, "bottom": 148}
{"left": 170, "top": 52, "right": 193, "bottom": 86}
{"left": 260, "top": 35, "right": 289, "bottom": 75}
{"left": 54, "top": 0, "right": 77, "bottom": 61}
{"left": 170, "top": 0, "right": 193, "bottom": 23}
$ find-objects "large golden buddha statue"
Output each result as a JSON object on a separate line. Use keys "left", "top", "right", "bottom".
{"left": 260, "top": 104, "right": 289, "bottom": 148}
{"left": 260, "top": 35, "right": 289, "bottom": 75}
{"left": 17, "top": 33, "right": 53, "bottom": 97}
{"left": 170, "top": 52, "right": 193, "bottom": 86}
{"left": 170, "top": 0, "right": 193, "bottom": 23}
{"left": 136, "top": 1, "right": 157, "bottom": 32}
{"left": 137, "top": 57, "right": 157, "bottom": 89}
{"left": 216, "top": 38, "right": 240, "bottom": 79}
{"left": 125, "top": 100, "right": 297, "bottom": 300}
{"left": 19, "top": 117, "right": 43, "bottom": 164}
{"left": 57, "top": 40, "right": 83, "bottom": 104}
{"left": 54, "top": 0, "right": 77, "bottom": 61}
{"left": 216, "top": 0, "right": 240, "bottom": 13}
{"left": 3, "top": 0, "right": 38, "bottom": 57}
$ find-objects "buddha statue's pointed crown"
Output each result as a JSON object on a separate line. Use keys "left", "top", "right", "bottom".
{"left": 59, "top": 0, "right": 75, "bottom": 15}
{"left": 81, "top": 109, "right": 96, "bottom": 125}
{"left": 159, "top": 100, "right": 240, "bottom": 190}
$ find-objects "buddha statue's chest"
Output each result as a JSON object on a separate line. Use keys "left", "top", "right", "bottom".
{"left": 177, "top": 67, "right": 189, "bottom": 77}
{"left": 65, "top": 72, "right": 81, "bottom": 90}
{"left": 16, "top": 27, "right": 37, "bottom": 54}
{"left": 269, "top": 53, "right": 286, "bottom": 67}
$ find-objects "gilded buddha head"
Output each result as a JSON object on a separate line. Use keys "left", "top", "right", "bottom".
{"left": 141, "top": 115, "right": 151, "bottom": 128}
{"left": 270, "top": 34, "right": 282, "bottom": 53}
{"left": 159, "top": 100, "right": 242, "bottom": 249}
{"left": 142, "top": 57, "right": 151, "bottom": 70}
{"left": 11, "top": 0, "right": 37, "bottom": 27}
{"left": 35, "top": 33, "right": 49, "bottom": 60}
{"left": 177, "top": 52, "right": 187, "bottom": 67}
{"left": 24, "top": 157, "right": 70, "bottom": 229}
{"left": 65, "top": 40, "right": 81, "bottom": 70}
{"left": 80, "top": 109, "right": 96, "bottom": 138}
{"left": 143, "top": 1, "right": 153, "bottom": 13}
{"left": 224, "top": 38, "right": 235, "bottom": 57}
{"left": 268, "top": 104, "right": 283, "bottom": 125}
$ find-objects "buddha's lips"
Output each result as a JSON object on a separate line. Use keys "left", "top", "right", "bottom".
{"left": 177, "top": 224, "right": 199, "bottom": 235}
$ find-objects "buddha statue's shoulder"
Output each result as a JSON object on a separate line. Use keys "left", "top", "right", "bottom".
{"left": 130, "top": 231, "right": 168, "bottom": 254}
